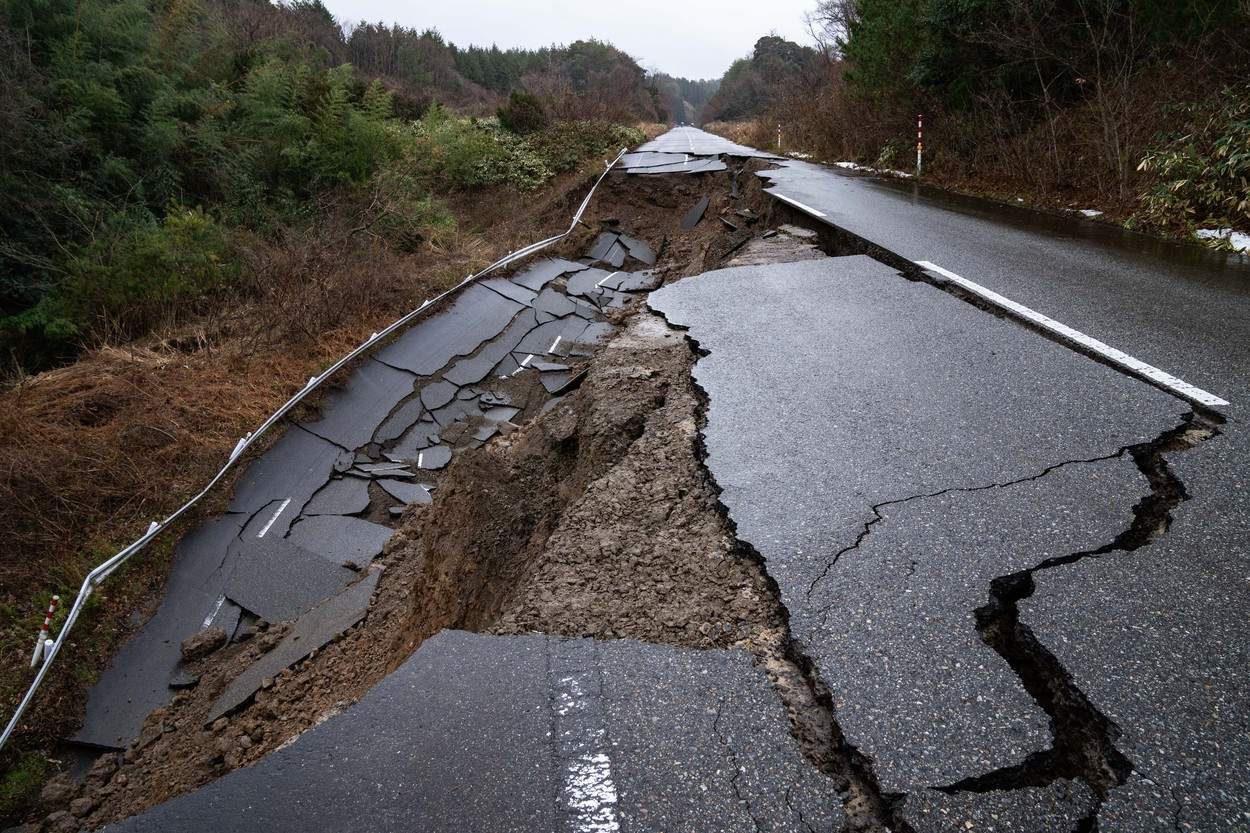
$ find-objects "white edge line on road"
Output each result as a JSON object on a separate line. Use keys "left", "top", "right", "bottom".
{"left": 201, "top": 595, "right": 226, "bottom": 629}
{"left": 915, "top": 260, "right": 1230, "bottom": 408}
{"left": 771, "top": 192, "right": 827, "bottom": 218}
{"left": 256, "top": 497, "right": 291, "bottom": 539}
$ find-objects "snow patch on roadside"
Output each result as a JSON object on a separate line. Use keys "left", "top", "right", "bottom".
{"left": 1196, "top": 227, "right": 1250, "bottom": 253}
{"left": 835, "top": 160, "right": 914, "bottom": 179}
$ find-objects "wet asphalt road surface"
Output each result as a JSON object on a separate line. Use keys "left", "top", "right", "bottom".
{"left": 105, "top": 631, "right": 839, "bottom": 833}
{"left": 650, "top": 128, "right": 1250, "bottom": 831}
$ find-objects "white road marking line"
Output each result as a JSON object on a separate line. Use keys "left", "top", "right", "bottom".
{"left": 510, "top": 354, "right": 534, "bottom": 376}
{"left": 201, "top": 595, "right": 226, "bottom": 629}
{"left": 596, "top": 272, "right": 619, "bottom": 288}
{"left": 916, "top": 260, "right": 1230, "bottom": 408}
{"left": 554, "top": 673, "right": 620, "bottom": 833}
{"left": 771, "top": 192, "right": 827, "bottom": 218}
{"left": 256, "top": 497, "right": 291, "bottom": 538}
{"left": 549, "top": 335, "right": 562, "bottom": 353}
{"left": 417, "top": 451, "right": 424, "bottom": 468}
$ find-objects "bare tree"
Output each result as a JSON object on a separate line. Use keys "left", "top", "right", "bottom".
{"left": 805, "top": 0, "right": 859, "bottom": 59}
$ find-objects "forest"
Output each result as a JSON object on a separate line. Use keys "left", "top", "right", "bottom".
{"left": 700, "top": 0, "right": 1250, "bottom": 240}
{"left": 0, "top": 0, "right": 666, "bottom": 374}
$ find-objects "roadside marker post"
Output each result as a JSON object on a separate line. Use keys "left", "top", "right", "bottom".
{"left": 30, "top": 595, "right": 59, "bottom": 668}
{"left": 916, "top": 114, "right": 924, "bottom": 177}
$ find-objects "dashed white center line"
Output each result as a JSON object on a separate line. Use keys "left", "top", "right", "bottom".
{"left": 549, "top": 335, "right": 562, "bottom": 354}
{"left": 256, "top": 497, "right": 291, "bottom": 538}
{"left": 916, "top": 260, "right": 1230, "bottom": 408}
{"left": 417, "top": 451, "right": 424, "bottom": 468}
{"left": 596, "top": 272, "right": 619, "bottom": 288}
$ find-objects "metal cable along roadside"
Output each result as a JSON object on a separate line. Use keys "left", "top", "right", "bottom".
{"left": 0, "top": 148, "right": 629, "bottom": 751}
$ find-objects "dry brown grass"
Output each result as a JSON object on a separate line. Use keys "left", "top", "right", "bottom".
{"left": 0, "top": 166, "right": 600, "bottom": 782}
{"left": 634, "top": 121, "right": 668, "bottom": 140}
{"left": 701, "top": 120, "right": 763, "bottom": 147}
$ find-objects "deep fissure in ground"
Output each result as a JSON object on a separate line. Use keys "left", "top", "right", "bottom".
{"left": 941, "top": 415, "right": 1220, "bottom": 803}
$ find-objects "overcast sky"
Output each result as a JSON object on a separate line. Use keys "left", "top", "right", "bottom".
{"left": 319, "top": 0, "right": 817, "bottom": 80}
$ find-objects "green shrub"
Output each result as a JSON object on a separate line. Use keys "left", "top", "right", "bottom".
{"left": 298, "top": 71, "right": 399, "bottom": 187}
{"left": 1134, "top": 86, "right": 1250, "bottom": 235}
{"left": 408, "top": 106, "right": 552, "bottom": 190}
{"left": 3, "top": 206, "right": 239, "bottom": 354}
{"left": 498, "top": 90, "right": 549, "bottom": 135}
{"left": 369, "top": 170, "right": 457, "bottom": 251}
{"left": 521, "top": 121, "right": 643, "bottom": 173}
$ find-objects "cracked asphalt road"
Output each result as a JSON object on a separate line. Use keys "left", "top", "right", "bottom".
{"left": 650, "top": 127, "right": 1250, "bottom": 832}
{"left": 63, "top": 128, "right": 1250, "bottom": 833}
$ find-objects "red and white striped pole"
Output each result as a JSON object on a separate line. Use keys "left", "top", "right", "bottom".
{"left": 916, "top": 113, "right": 924, "bottom": 177}
{"left": 30, "top": 596, "right": 59, "bottom": 668}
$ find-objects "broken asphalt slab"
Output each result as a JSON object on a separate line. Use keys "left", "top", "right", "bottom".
{"left": 300, "top": 359, "right": 414, "bottom": 450}
{"left": 625, "top": 158, "right": 728, "bottom": 175}
{"left": 223, "top": 535, "right": 359, "bottom": 624}
{"left": 227, "top": 427, "right": 342, "bottom": 527}
{"left": 681, "top": 195, "right": 710, "bottom": 230}
{"left": 442, "top": 309, "right": 539, "bottom": 386}
{"left": 76, "top": 516, "right": 246, "bottom": 749}
{"left": 648, "top": 255, "right": 1182, "bottom": 825}
{"left": 375, "top": 284, "right": 522, "bottom": 375}
{"left": 110, "top": 631, "right": 839, "bottom": 832}
{"left": 301, "top": 476, "right": 371, "bottom": 516}
{"left": 286, "top": 515, "right": 392, "bottom": 567}
{"left": 205, "top": 569, "right": 381, "bottom": 724}
{"left": 509, "top": 257, "right": 587, "bottom": 292}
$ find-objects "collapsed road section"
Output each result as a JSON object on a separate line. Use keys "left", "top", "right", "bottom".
{"left": 72, "top": 248, "right": 641, "bottom": 751}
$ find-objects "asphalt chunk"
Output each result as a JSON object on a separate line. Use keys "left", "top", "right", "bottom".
{"left": 205, "top": 570, "right": 380, "bottom": 724}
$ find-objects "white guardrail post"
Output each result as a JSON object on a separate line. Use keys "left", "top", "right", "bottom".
{"left": 0, "top": 148, "right": 627, "bottom": 752}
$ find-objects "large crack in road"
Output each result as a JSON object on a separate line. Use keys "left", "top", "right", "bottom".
{"left": 648, "top": 204, "right": 1206, "bottom": 831}
{"left": 942, "top": 415, "right": 1220, "bottom": 805}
